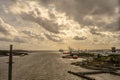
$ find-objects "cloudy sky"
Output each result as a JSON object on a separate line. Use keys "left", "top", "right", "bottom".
{"left": 0, "top": 0, "right": 119, "bottom": 50}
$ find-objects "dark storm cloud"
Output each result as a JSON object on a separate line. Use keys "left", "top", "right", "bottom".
{"left": 21, "top": 13, "right": 60, "bottom": 34}
{"left": 73, "top": 36, "right": 87, "bottom": 40}
{"left": 9, "top": 0, "right": 119, "bottom": 44}
{"left": 89, "top": 28, "right": 104, "bottom": 36}
{"left": 44, "top": 33, "right": 63, "bottom": 42}
{"left": 90, "top": 30, "right": 103, "bottom": 36}
{"left": 0, "top": 0, "right": 16, "bottom": 15}
{"left": 12, "top": 0, "right": 119, "bottom": 36}
{"left": 105, "top": 19, "right": 120, "bottom": 32}
{"left": 89, "top": 27, "right": 107, "bottom": 37}
{"left": 39, "top": 0, "right": 119, "bottom": 32}
{"left": 39, "top": 0, "right": 118, "bottom": 17}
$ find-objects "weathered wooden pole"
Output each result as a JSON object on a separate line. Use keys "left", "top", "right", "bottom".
{"left": 8, "top": 45, "right": 13, "bottom": 80}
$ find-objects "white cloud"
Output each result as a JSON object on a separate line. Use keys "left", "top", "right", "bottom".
{"left": 22, "top": 30, "right": 44, "bottom": 40}
{"left": 9, "top": 1, "right": 87, "bottom": 41}
{"left": 0, "top": 17, "right": 28, "bottom": 43}
{"left": 44, "top": 33, "right": 63, "bottom": 42}
{"left": 0, "top": 18, "right": 18, "bottom": 36}
{"left": 0, "top": 0, "right": 119, "bottom": 50}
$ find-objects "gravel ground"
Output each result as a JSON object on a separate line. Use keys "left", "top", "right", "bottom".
{"left": 0, "top": 51, "right": 120, "bottom": 80}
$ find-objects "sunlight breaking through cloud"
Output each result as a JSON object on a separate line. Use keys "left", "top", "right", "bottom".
{"left": 0, "top": 0, "right": 119, "bottom": 50}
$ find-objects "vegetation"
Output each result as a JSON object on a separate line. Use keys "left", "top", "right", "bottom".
{"left": 77, "top": 53, "right": 94, "bottom": 57}
{"left": 85, "top": 54, "right": 120, "bottom": 68}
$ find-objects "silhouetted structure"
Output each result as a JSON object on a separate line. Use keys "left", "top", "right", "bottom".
{"left": 8, "top": 45, "right": 13, "bottom": 80}
{"left": 112, "top": 47, "right": 116, "bottom": 53}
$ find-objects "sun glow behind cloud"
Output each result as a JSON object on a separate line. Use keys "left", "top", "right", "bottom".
{"left": 10, "top": 0, "right": 88, "bottom": 41}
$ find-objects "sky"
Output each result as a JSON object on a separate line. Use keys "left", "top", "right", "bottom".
{"left": 0, "top": 0, "right": 119, "bottom": 50}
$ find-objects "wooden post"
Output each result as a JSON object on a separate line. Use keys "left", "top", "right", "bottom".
{"left": 8, "top": 45, "right": 13, "bottom": 80}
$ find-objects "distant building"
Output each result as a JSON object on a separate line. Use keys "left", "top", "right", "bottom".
{"left": 59, "top": 49, "right": 64, "bottom": 52}
{"left": 112, "top": 47, "right": 116, "bottom": 53}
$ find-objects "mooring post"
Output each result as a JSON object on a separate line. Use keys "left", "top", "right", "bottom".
{"left": 8, "top": 45, "right": 13, "bottom": 80}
